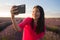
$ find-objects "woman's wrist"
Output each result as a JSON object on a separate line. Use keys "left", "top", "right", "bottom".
{"left": 11, "top": 16, "right": 14, "bottom": 19}
{"left": 11, "top": 13, "right": 15, "bottom": 18}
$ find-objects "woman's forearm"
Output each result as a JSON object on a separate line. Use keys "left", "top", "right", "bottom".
{"left": 10, "top": 5, "right": 21, "bottom": 31}
{"left": 11, "top": 17, "right": 21, "bottom": 31}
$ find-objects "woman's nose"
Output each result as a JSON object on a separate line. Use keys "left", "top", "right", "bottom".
{"left": 33, "top": 12, "right": 37, "bottom": 15}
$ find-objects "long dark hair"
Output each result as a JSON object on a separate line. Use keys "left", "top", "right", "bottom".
{"left": 31, "top": 5, "right": 45, "bottom": 34}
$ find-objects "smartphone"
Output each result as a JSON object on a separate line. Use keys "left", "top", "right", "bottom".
{"left": 17, "top": 4, "right": 25, "bottom": 14}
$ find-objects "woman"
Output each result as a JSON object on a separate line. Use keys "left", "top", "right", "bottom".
{"left": 10, "top": 5, "right": 46, "bottom": 40}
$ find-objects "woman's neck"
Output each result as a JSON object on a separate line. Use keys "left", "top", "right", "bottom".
{"left": 34, "top": 19, "right": 38, "bottom": 26}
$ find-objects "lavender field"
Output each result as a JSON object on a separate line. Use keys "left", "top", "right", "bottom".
{"left": 0, "top": 17, "right": 60, "bottom": 40}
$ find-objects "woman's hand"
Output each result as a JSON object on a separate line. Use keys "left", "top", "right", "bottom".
{"left": 10, "top": 5, "right": 21, "bottom": 31}
{"left": 10, "top": 5, "right": 19, "bottom": 18}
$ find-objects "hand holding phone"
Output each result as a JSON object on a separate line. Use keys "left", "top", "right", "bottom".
{"left": 10, "top": 4, "right": 26, "bottom": 16}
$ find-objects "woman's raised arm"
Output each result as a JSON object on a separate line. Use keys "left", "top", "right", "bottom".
{"left": 10, "top": 5, "right": 21, "bottom": 31}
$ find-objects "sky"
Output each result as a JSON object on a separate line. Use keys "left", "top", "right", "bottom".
{"left": 0, "top": 0, "right": 60, "bottom": 18}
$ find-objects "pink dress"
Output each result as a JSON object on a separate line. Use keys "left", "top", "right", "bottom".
{"left": 18, "top": 17, "right": 46, "bottom": 40}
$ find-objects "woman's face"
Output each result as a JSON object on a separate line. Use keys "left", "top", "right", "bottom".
{"left": 32, "top": 8, "right": 40, "bottom": 20}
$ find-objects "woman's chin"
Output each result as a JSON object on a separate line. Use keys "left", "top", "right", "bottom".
{"left": 33, "top": 18, "right": 36, "bottom": 20}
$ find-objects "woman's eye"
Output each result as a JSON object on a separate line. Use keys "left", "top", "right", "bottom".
{"left": 32, "top": 11, "right": 34, "bottom": 13}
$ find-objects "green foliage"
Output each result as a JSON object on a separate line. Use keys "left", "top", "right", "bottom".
{"left": 1, "top": 36, "right": 7, "bottom": 40}
{"left": 46, "top": 26, "right": 60, "bottom": 34}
